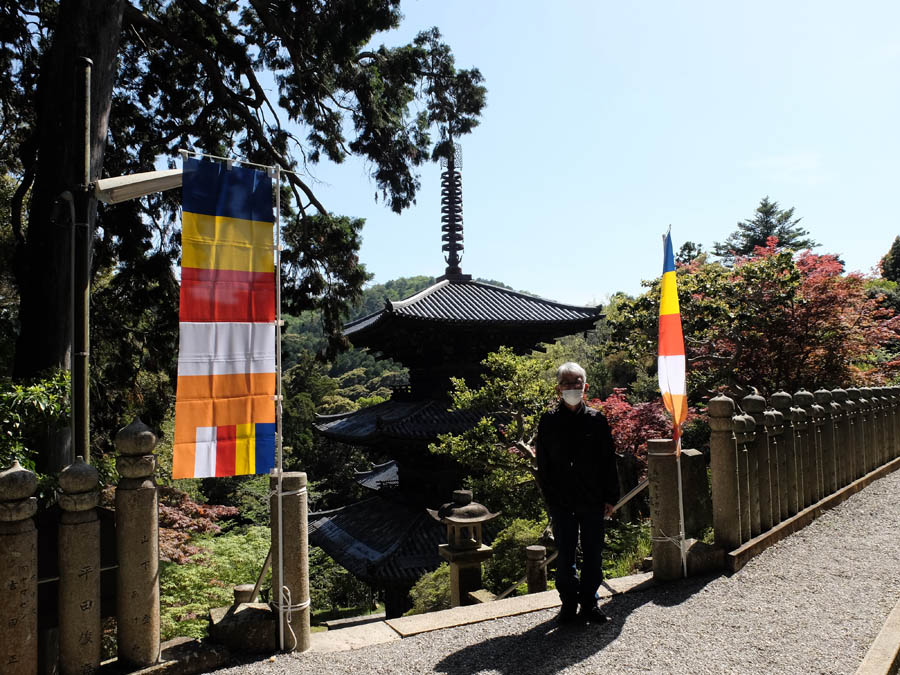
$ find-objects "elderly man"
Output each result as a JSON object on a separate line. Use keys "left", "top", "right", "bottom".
{"left": 536, "top": 361, "right": 619, "bottom": 624}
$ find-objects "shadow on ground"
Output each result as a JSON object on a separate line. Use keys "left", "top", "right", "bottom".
{"left": 434, "top": 573, "right": 720, "bottom": 675}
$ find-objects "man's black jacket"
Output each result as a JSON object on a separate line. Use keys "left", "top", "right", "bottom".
{"left": 535, "top": 402, "right": 620, "bottom": 512}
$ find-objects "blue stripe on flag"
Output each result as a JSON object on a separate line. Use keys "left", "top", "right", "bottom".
{"left": 254, "top": 422, "right": 276, "bottom": 475}
{"left": 182, "top": 157, "right": 273, "bottom": 222}
{"left": 662, "top": 232, "right": 676, "bottom": 274}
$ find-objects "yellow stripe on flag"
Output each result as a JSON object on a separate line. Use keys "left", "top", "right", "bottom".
{"left": 182, "top": 212, "right": 275, "bottom": 273}
{"left": 660, "top": 271, "right": 680, "bottom": 316}
{"left": 235, "top": 423, "right": 255, "bottom": 475}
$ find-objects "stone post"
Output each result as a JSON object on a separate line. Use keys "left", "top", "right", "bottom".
{"left": 794, "top": 390, "right": 818, "bottom": 506}
{"left": 868, "top": 387, "right": 884, "bottom": 469}
{"left": 876, "top": 388, "right": 890, "bottom": 466}
{"left": 648, "top": 439, "right": 683, "bottom": 580}
{"left": 888, "top": 387, "right": 900, "bottom": 459}
{"left": 763, "top": 392, "right": 793, "bottom": 526}
{"left": 845, "top": 388, "right": 863, "bottom": 480}
{"left": 58, "top": 457, "right": 100, "bottom": 675}
{"left": 770, "top": 392, "right": 795, "bottom": 518}
{"left": 115, "top": 419, "right": 160, "bottom": 666}
{"left": 742, "top": 394, "right": 769, "bottom": 534}
{"left": 791, "top": 394, "right": 810, "bottom": 509}
{"left": 270, "top": 471, "right": 310, "bottom": 652}
{"left": 886, "top": 387, "right": 896, "bottom": 462}
{"left": 858, "top": 388, "right": 873, "bottom": 474}
{"left": 830, "top": 389, "right": 850, "bottom": 489}
{"left": 814, "top": 389, "right": 838, "bottom": 497}
{"left": 708, "top": 396, "right": 741, "bottom": 550}
{"left": 0, "top": 461, "right": 38, "bottom": 675}
{"left": 810, "top": 396, "right": 826, "bottom": 501}
{"left": 525, "top": 545, "right": 547, "bottom": 594}
{"left": 734, "top": 414, "right": 755, "bottom": 541}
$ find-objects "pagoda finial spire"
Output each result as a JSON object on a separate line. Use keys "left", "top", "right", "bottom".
{"left": 439, "top": 142, "right": 469, "bottom": 280}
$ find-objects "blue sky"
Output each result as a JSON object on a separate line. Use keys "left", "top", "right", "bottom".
{"left": 302, "top": 0, "right": 900, "bottom": 307}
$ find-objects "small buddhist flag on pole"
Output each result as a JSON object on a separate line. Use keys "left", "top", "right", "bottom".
{"left": 658, "top": 229, "right": 688, "bottom": 451}
{"left": 658, "top": 228, "right": 689, "bottom": 577}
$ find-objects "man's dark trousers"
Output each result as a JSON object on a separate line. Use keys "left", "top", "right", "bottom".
{"left": 550, "top": 506, "right": 605, "bottom": 608}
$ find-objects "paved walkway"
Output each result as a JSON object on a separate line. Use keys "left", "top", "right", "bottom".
{"left": 214, "top": 468, "right": 900, "bottom": 675}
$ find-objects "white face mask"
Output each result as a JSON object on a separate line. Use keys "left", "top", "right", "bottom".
{"left": 561, "top": 388, "right": 584, "bottom": 406}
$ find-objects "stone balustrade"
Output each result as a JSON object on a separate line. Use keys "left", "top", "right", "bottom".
{"left": 709, "top": 386, "right": 900, "bottom": 551}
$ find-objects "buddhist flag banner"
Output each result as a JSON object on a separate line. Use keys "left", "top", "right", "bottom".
{"left": 173, "top": 158, "right": 277, "bottom": 478}
{"left": 658, "top": 231, "right": 688, "bottom": 444}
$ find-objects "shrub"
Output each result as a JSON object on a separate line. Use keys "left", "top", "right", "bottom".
{"left": 406, "top": 563, "right": 450, "bottom": 615}
{"left": 0, "top": 369, "right": 70, "bottom": 472}
{"left": 309, "top": 546, "right": 373, "bottom": 616}
{"left": 603, "top": 519, "right": 651, "bottom": 578}
{"left": 483, "top": 518, "right": 545, "bottom": 595}
{"left": 159, "top": 525, "right": 270, "bottom": 640}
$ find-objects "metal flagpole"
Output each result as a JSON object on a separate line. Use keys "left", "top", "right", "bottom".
{"left": 675, "top": 434, "right": 688, "bottom": 577}
{"left": 273, "top": 166, "right": 286, "bottom": 651}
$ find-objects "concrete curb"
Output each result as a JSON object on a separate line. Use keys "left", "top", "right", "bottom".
{"left": 307, "top": 571, "right": 654, "bottom": 653}
{"left": 856, "top": 595, "right": 900, "bottom": 675}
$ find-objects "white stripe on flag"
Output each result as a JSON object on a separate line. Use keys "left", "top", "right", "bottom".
{"left": 194, "top": 426, "right": 217, "bottom": 478}
{"left": 177, "top": 322, "right": 276, "bottom": 376}
{"left": 658, "top": 354, "right": 686, "bottom": 396}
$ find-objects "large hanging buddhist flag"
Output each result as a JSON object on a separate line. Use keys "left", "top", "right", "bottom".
{"left": 658, "top": 231, "right": 687, "bottom": 447}
{"left": 173, "top": 158, "right": 277, "bottom": 478}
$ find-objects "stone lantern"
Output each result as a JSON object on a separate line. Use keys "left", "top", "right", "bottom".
{"left": 427, "top": 489, "right": 499, "bottom": 607}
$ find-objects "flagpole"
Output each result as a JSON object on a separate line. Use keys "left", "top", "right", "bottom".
{"left": 675, "top": 433, "right": 688, "bottom": 577}
{"left": 273, "top": 165, "right": 286, "bottom": 651}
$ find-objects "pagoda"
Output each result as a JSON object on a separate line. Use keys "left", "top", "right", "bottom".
{"left": 310, "top": 146, "right": 603, "bottom": 616}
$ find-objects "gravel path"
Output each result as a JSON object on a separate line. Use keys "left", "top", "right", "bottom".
{"left": 214, "top": 469, "right": 900, "bottom": 675}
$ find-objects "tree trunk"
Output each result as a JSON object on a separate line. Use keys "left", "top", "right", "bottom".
{"left": 13, "top": 0, "right": 125, "bottom": 472}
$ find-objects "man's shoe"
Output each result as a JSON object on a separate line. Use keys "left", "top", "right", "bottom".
{"left": 578, "top": 605, "right": 609, "bottom": 624}
{"left": 557, "top": 603, "right": 579, "bottom": 624}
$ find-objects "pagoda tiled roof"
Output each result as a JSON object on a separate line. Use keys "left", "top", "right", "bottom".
{"left": 344, "top": 278, "right": 602, "bottom": 337}
{"left": 308, "top": 497, "right": 445, "bottom": 585}
{"left": 315, "top": 398, "right": 485, "bottom": 444}
{"left": 355, "top": 460, "right": 399, "bottom": 491}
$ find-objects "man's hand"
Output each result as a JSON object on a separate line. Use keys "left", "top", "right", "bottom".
{"left": 603, "top": 503, "right": 615, "bottom": 520}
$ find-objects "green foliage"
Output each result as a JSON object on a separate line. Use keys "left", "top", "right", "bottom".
{"left": 309, "top": 547, "right": 373, "bottom": 616}
{"left": 159, "top": 526, "right": 271, "bottom": 640}
{"left": 881, "top": 236, "right": 900, "bottom": 283}
{"left": 348, "top": 276, "right": 435, "bottom": 321}
{"left": 431, "top": 347, "right": 554, "bottom": 520}
{"left": 610, "top": 244, "right": 898, "bottom": 397}
{"left": 406, "top": 563, "right": 451, "bottom": 615}
{"left": 0, "top": 369, "right": 69, "bottom": 471}
{"left": 3, "top": 2, "right": 486, "bottom": 480}
{"left": 483, "top": 518, "right": 546, "bottom": 595}
{"left": 602, "top": 519, "right": 651, "bottom": 579}
{"left": 713, "top": 196, "right": 817, "bottom": 264}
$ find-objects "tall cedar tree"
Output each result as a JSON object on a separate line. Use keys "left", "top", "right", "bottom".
{"left": 881, "top": 236, "right": 900, "bottom": 282}
{"left": 713, "top": 196, "right": 817, "bottom": 264}
{"left": 1, "top": 1, "right": 485, "bottom": 470}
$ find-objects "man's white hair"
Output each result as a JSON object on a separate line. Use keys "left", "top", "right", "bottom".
{"left": 556, "top": 361, "right": 587, "bottom": 384}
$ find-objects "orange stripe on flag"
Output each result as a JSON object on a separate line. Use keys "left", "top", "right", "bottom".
{"left": 659, "top": 313, "right": 685, "bottom": 356}
{"left": 661, "top": 393, "right": 687, "bottom": 425}
{"left": 174, "top": 395, "right": 275, "bottom": 446}
{"left": 176, "top": 372, "right": 276, "bottom": 401}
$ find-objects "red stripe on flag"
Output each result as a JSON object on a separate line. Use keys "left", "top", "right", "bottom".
{"left": 658, "top": 312, "right": 685, "bottom": 356}
{"left": 179, "top": 267, "right": 275, "bottom": 322}
{"left": 215, "top": 425, "right": 236, "bottom": 477}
